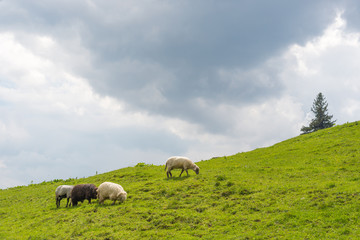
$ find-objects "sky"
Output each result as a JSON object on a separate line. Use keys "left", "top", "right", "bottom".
{"left": 1, "top": 1, "right": 360, "bottom": 188}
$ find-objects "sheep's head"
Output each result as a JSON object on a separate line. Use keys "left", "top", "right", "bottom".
{"left": 194, "top": 166, "right": 200, "bottom": 175}
{"left": 118, "top": 192, "right": 127, "bottom": 202}
{"left": 91, "top": 187, "right": 98, "bottom": 199}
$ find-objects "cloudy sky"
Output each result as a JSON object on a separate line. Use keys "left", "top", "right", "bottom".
{"left": 1, "top": 1, "right": 360, "bottom": 188}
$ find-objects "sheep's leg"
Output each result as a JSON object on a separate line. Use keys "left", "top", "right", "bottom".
{"left": 57, "top": 195, "right": 66, "bottom": 208}
{"left": 112, "top": 200, "right": 116, "bottom": 205}
{"left": 186, "top": 169, "right": 189, "bottom": 176}
{"left": 57, "top": 196, "right": 64, "bottom": 208}
{"left": 179, "top": 169, "right": 184, "bottom": 177}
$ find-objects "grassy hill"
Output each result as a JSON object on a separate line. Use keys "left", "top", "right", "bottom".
{"left": 1, "top": 121, "right": 360, "bottom": 239}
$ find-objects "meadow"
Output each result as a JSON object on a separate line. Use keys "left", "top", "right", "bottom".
{"left": 1, "top": 121, "right": 360, "bottom": 239}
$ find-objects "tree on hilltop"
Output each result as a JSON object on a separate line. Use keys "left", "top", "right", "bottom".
{"left": 301, "top": 92, "right": 336, "bottom": 134}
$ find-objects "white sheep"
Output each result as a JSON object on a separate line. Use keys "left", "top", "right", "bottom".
{"left": 165, "top": 156, "right": 200, "bottom": 178}
{"left": 55, "top": 185, "right": 74, "bottom": 208}
{"left": 97, "top": 182, "right": 127, "bottom": 205}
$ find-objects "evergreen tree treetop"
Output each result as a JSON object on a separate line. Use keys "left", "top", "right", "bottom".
{"left": 301, "top": 92, "right": 336, "bottom": 134}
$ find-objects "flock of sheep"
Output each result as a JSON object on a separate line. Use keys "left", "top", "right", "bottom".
{"left": 55, "top": 156, "right": 200, "bottom": 207}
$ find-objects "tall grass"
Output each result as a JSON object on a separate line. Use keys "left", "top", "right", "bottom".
{"left": 1, "top": 121, "right": 360, "bottom": 239}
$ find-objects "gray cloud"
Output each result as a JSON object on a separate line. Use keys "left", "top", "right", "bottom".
{"left": 71, "top": 1, "right": 340, "bottom": 132}
{"left": 1, "top": 1, "right": 360, "bottom": 188}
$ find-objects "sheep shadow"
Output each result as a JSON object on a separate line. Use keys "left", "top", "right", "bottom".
{"left": 165, "top": 175, "right": 191, "bottom": 181}
{"left": 94, "top": 202, "right": 125, "bottom": 208}
{"left": 53, "top": 201, "right": 125, "bottom": 211}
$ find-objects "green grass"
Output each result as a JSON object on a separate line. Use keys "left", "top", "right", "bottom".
{"left": 1, "top": 121, "right": 360, "bottom": 239}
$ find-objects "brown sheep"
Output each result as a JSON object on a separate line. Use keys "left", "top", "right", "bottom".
{"left": 71, "top": 184, "right": 98, "bottom": 206}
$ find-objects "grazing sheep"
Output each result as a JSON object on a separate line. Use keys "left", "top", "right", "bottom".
{"left": 55, "top": 185, "right": 74, "bottom": 208}
{"left": 71, "top": 184, "right": 98, "bottom": 206}
{"left": 165, "top": 156, "right": 200, "bottom": 178}
{"left": 97, "top": 182, "right": 127, "bottom": 205}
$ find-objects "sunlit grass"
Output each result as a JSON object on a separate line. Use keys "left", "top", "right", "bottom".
{"left": 1, "top": 121, "right": 360, "bottom": 239}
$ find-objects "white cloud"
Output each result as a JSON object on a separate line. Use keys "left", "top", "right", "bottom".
{"left": 0, "top": 121, "right": 29, "bottom": 144}
{"left": 0, "top": 160, "right": 6, "bottom": 169}
{"left": 285, "top": 11, "right": 360, "bottom": 78}
{"left": 0, "top": 30, "right": 188, "bottom": 188}
{"left": 0, "top": 32, "right": 128, "bottom": 127}
{"left": 279, "top": 11, "right": 360, "bottom": 124}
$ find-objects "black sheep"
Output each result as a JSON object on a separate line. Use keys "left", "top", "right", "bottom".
{"left": 71, "top": 184, "right": 98, "bottom": 206}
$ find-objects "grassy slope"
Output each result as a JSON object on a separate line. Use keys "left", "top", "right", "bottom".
{"left": 1, "top": 121, "right": 360, "bottom": 239}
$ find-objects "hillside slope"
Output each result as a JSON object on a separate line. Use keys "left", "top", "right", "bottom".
{"left": 1, "top": 121, "right": 360, "bottom": 239}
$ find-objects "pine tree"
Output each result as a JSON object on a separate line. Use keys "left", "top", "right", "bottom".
{"left": 301, "top": 92, "right": 336, "bottom": 134}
